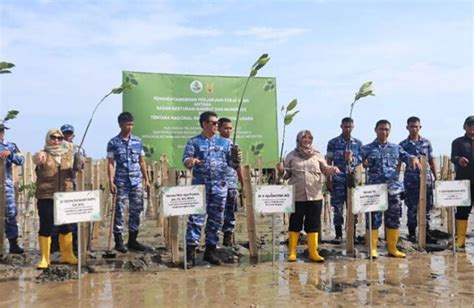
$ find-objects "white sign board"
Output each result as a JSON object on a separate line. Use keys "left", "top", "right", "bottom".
{"left": 254, "top": 185, "right": 295, "bottom": 214}
{"left": 434, "top": 180, "right": 471, "bottom": 208}
{"left": 160, "top": 185, "right": 206, "bottom": 217}
{"left": 352, "top": 184, "right": 388, "bottom": 214}
{"left": 54, "top": 190, "right": 102, "bottom": 225}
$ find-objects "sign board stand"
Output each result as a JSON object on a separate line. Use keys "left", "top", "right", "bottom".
{"left": 254, "top": 185, "right": 294, "bottom": 266}
{"left": 54, "top": 190, "right": 102, "bottom": 279}
{"left": 434, "top": 180, "right": 471, "bottom": 254}
{"left": 159, "top": 185, "right": 206, "bottom": 270}
{"left": 368, "top": 214, "right": 373, "bottom": 260}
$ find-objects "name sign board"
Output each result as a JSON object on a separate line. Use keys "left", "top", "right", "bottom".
{"left": 254, "top": 185, "right": 295, "bottom": 214}
{"left": 160, "top": 185, "right": 206, "bottom": 217}
{"left": 434, "top": 180, "right": 471, "bottom": 208}
{"left": 54, "top": 190, "right": 102, "bottom": 225}
{"left": 352, "top": 184, "right": 388, "bottom": 214}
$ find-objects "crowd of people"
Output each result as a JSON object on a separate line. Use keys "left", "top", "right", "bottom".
{"left": 0, "top": 112, "right": 472, "bottom": 269}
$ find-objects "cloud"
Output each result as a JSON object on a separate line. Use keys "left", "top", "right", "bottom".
{"left": 234, "top": 27, "right": 309, "bottom": 41}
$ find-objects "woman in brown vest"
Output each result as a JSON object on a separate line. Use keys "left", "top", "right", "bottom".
{"left": 277, "top": 130, "right": 340, "bottom": 262}
{"left": 33, "top": 128, "right": 78, "bottom": 269}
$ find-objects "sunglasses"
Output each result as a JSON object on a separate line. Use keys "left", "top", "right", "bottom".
{"left": 207, "top": 121, "right": 219, "bottom": 126}
{"left": 50, "top": 135, "right": 64, "bottom": 141}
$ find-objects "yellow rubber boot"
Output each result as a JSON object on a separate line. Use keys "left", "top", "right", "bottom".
{"left": 59, "top": 233, "right": 78, "bottom": 265}
{"left": 456, "top": 220, "right": 468, "bottom": 248}
{"left": 366, "top": 229, "right": 378, "bottom": 258}
{"left": 37, "top": 236, "right": 51, "bottom": 269}
{"left": 288, "top": 231, "right": 299, "bottom": 262}
{"left": 386, "top": 228, "right": 406, "bottom": 258}
{"left": 307, "top": 232, "right": 324, "bottom": 262}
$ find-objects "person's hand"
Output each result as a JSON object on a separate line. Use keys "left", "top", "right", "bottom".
{"left": 33, "top": 151, "right": 47, "bottom": 165}
{"left": 458, "top": 156, "right": 469, "bottom": 168}
{"left": 362, "top": 159, "right": 368, "bottom": 168}
{"left": 344, "top": 150, "right": 353, "bottom": 163}
{"left": 237, "top": 149, "right": 243, "bottom": 162}
{"left": 109, "top": 183, "right": 117, "bottom": 195}
{"left": 410, "top": 157, "right": 421, "bottom": 170}
{"left": 185, "top": 158, "right": 202, "bottom": 168}
{"left": 0, "top": 150, "right": 11, "bottom": 159}
{"left": 144, "top": 180, "right": 151, "bottom": 198}
{"left": 276, "top": 162, "right": 284, "bottom": 174}
{"left": 326, "top": 179, "right": 333, "bottom": 192}
{"left": 330, "top": 166, "right": 341, "bottom": 176}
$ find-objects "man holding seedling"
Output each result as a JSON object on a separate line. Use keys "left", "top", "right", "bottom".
{"left": 183, "top": 111, "right": 240, "bottom": 267}
{"left": 326, "top": 117, "right": 363, "bottom": 244}
{"left": 361, "top": 119, "right": 420, "bottom": 258}
{"left": 399, "top": 116, "right": 437, "bottom": 244}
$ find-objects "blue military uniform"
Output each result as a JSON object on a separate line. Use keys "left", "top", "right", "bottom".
{"left": 0, "top": 140, "right": 25, "bottom": 239}
{"left": 183, "top": 134, "right": 232, "bottom": 246}
{"left": 107, "top": 134, "right": 145, "bottom": 233}
{"left": 399, "top": 136, "right": 434, "bottom": 230}
{"left": 222, "top": 142, "right": 238, "bottom": 234}
{"left": 361, "top": 140, "right": 411, "bottom": 229}
{"left": 326, "top": 135, "right": 363, "bottom": 227}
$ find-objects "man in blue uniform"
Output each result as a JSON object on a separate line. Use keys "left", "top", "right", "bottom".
{"left": 183, "top": 111, "right": 240, "bottom": 266}
{"left": 326, "top": 117, "right": 363, "bottom": 243}
{"left": 451, "top": 116, "right": 474, "bottom": 248}
{"left": 107, "top": 112, "right": 151, "bottom": 253}
{"left": 361, "top": 120, "right": 420, "bottom": 258}
{"left": 0, "top": 122, "right": 25, "bottom": 254}
{"left": 399, "top": 116, "right": 437, "bottom": 243}
{"left": 217, "top": 117, "right": 243, "bottom": 247}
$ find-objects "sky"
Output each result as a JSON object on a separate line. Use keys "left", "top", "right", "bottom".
{"left": 1, "top": 0, "right": 472, "bottom": 159}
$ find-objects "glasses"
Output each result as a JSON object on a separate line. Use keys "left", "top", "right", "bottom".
{"left": 207, "top": 121, "right": 219, "bottom": 126}
{"left": 50, "top": 135, "right": 64, "bottom": 141}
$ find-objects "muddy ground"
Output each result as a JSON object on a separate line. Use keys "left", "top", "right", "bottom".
{"left": 0, "top": 206, "right": 473, "bottom": 306}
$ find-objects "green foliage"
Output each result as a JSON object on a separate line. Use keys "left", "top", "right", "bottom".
{"left": 4, "top": 110, "right": 19, "bottom": 122}
{"left": 350, "top": 81, "right": 375, "bottom": 118}
{"left": 0, "top": 62, "right": 15, "bottom": 74}
{"left": 251, "top": 142, "right": 265, "bottom": 156}
{"left": 111, "top": 73, "right": 138, "bottom": 94}
{"left": 143, "top": 144, "right": 155, "bottom": 158}
{"left": 18, "top": 183, "right": 36, "bottom": 199}
{"left": 250, "top": 54, "right": 270, "bottom": 77}
{"left": 280, "top": 99, "right": 299, "bottom": 161}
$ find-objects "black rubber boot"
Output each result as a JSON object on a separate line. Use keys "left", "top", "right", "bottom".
{"left": 186, "top": 245, "right": 196, "bottom": 269}
{"left": 407, "top": 227, "right": 416, "bottom": 243}
{"left": 127, "top": 231, "right": 152, "bottom": 252}
{"left": 8, "top": 238, "right": 24, "bottom": 254}
{"left": 425, "top": 225, "right": 437, "bottom": 244}
{"left": 114, "top": 233, "right": 128, "bottom": 253}
{"left": 223, "top": 232, "right": 233, "bottom": 247}
{"left": 334, "top": 225, "right": 343, "bottom": 244}
{"left": 203, "top": 245, "right": 222, "bottom": 265}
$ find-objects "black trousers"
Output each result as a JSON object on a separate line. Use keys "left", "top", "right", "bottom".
{"left": 455, "top": 184, "right": 473, "bottom": 220}
{"left": 37, "top": 199, "right": 73, "bottom": 237}
{"left": 289, "top": 200, "right": 322, "bottom": 233}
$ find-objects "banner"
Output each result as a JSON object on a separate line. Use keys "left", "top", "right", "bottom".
{"left": 434, "top": 180, "right": 471, "bottom": 208}
{"left": 254, "top": 185, "right": 295, "bottom": 214}
{"left": 122, "top": 71, "right": 279, "bottom": 169}
{"left": 54, "top": 190, "right": 102, "bottom": 225}
{"left": 352, "top": 184, "right": 388, "bottom": 214}
{"left": 160, "top": 185, "right": 206, "bottom": 217}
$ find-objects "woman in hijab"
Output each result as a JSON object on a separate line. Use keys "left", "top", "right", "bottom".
{"left": 33, "top": 128, "right": 79, "bottom": 269}
{"left": 277, "top": 130, "right": 340, "bottom": 262}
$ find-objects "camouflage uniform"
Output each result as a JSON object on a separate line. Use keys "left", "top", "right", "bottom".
{"left": 107, "top": 134, "right": 145, "bottom": 233}
{"left": 399, "top": 136, "right": 434, "bottom": 229}
{"left": 361, "top": 140, "right": 411, "bottom": 229}
{"left": 0, "top": 140, "right": 25, "bottom": 239}
{"left": 222, "top": 143, "right": 238, "bottom": 233}
{"left": 326, "top": 135, "right": 363, "bottom": 227}
{"left": 183, "top": 134, "right": 232, "bottom": 246}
